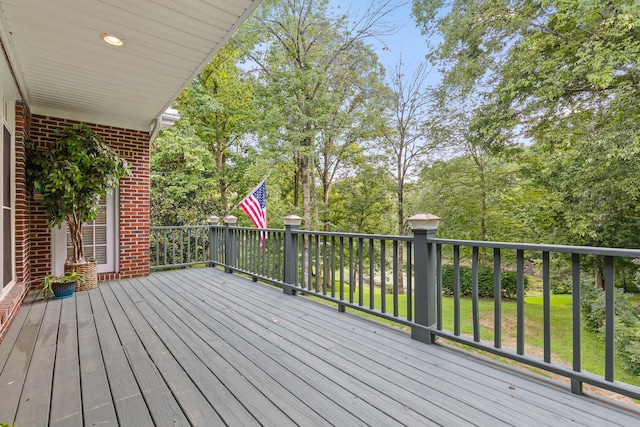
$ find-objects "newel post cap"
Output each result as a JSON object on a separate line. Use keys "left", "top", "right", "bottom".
{"left": 207, "top": 215, "right": 220, "bottom": 225}
{"left": 223, "top": 215, "right": 237, "bottom": 225}
{"left": 407, "top": 213, "right": 441, "bottom": 231}
{"left": 283, "top": 214, "right": 303, "bottom": 227}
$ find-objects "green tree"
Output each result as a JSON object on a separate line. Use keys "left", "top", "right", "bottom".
{"left": 413, "top": 0, "right": 640, "bottom": 284}
{"left": 331, "top": 158, "right": 395, "bottom": 235}
{"left": 175, "top": 43, "right": 256, "bottom": 214}
{"left": 242, "top": 0, "right": 399, "bottom": 230}
{"left": 381, "top": 58, "right": 435, "bottom": 292}
{"left": 151, "top": 125, "right": 218, "bottom": 226}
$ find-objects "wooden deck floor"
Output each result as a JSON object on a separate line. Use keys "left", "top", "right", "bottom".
{"left": 0, "top": 268, "right": 638, "bottom": 427}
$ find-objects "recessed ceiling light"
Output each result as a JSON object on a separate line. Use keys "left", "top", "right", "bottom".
{"left": 102, "top": 33, "right": 124, "bottom": 46}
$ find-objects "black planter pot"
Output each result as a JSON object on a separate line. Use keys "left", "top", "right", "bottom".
{"left": 51, "top": 281, "right": 76, "bottom": 299}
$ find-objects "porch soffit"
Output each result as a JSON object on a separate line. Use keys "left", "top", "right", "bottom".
{"left": 0, "top": 0, "right": 261, "bottom": 131}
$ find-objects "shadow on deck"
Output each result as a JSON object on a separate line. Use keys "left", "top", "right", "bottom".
{"left": 0, "top": 268, "right": 638, "bottom": 426}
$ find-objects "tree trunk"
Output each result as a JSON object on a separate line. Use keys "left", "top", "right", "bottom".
{"left": 397, "top": 160, "right": 405, "bottom": 294}
{"left": 301, "top": 139, "right": 312, "bottom": 288}
{"left": 595, "top": 257, "right": 604, "bottom": 289}
{"left": 67, "top": 216, "right": 85, "bottom": 264}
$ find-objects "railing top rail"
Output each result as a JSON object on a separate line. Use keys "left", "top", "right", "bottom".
{"left": 431, "top": 238, "right": 640, "bottom": 257}
{"left": 151, "top": 225, "right": 210, "bottom": 230}
{"left": 225, "top": 226, "right": 284, "bottom": 233}
{"left": 151, "top": 224, "right": 639, "bottom": 256}
{"left": 292, "top": 229, "right": 414, "bottom": 242}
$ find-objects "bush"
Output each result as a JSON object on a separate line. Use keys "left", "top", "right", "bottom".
{"left": 441, "top": 265, "right": 529, "bottom": 299}
{"left": 551, "top": 279, "right": 572, "bottom": 295}
{"left": 581, "top": 285, "right": 640, "bottom": 376}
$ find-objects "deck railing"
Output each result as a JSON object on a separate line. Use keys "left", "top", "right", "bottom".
{"left": 150, "top": 215, "right": 640, "bottom": 400}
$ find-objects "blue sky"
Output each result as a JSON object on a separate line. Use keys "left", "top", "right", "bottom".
{"left": 329, "top": 1, "right": 439, "bottom": 85}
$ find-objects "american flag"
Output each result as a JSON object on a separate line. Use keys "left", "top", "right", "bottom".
{"left": 240, "top": 180, "right": 267, "bottom": 248}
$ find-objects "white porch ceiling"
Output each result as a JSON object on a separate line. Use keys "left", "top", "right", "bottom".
{"left": 0, "top": 0, "right": 261, "bottom": 131}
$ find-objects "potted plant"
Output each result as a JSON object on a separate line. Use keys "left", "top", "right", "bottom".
{"left": 26, "top": 124, "right": 130, "bottom": 288}
{"left": 41, "top": 271, "right": 88, "bottom": 300}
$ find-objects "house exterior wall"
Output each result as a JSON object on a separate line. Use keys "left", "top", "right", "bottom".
{"left": 1, "top": 98, "right": 29, "bottom": 342}
{"left": 28, "top": 115, "right": 151, "bottom": 282}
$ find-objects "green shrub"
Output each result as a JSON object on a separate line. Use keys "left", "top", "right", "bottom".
{"left": 581, "top": 285, "right": 640, "bottom": 376}
{"left": 441, "top": 265, "right": 529, "bottom": 299}
{"left": 550, "top": 279, "right": 572, "bottom": 295}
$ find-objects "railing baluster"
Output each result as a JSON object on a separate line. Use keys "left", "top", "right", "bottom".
{"left": 187, "top": 228, "right": 192, "bottom": 264}
{"left": 172, "top": 229, "right": 176, "bottom": 265}
{"left": 436, "top": 243, "right": 442, "bottom": 329}
{"left": 406, "top": 241, "right": 412, "bottom": 322}
{"left": 314, "top": 235, "right": 320, "bottom": 293}
{"left": 339, "top": 236, "right": 345, "bottom": 302}
{"left": 472, "top": 246, "right": 480, "bottom": 342}
{"left": 517, "top": 249, "right": 525, "bottom": 355}
{"left": 453, "top": 245, "right": 460, "bottom": 336}
{"left": 349, "top": 237, "right": 354, "bottom": 303}
{"left": 571, "top": 253, "right": 582, "bottom": 394}
{"left": 380, "top": 241, "right": 386, "bottom": 314}
{"left": 307, "top": 236, "right": 313, "bottom": 292}
{"left": 331, "top": 236, "right": 336, "bottom": 298}
{"left": 393, "top": 240, "right": 399, "bottom": 317}
{"left": 358, "top": 238, "right": 364, "bottom": 307}
{"left": 605, "top": 256, "right": 615, "bottom": 382}
{"left": 369, "top": 239, "right": 375, "bottom": 310}
{"left": 164, "top": 229, "right": 168, "bottom": 266}
{"left": 155, "top": 229, "right": 160, "bottom": 267}
{"left": 543, "top": 251, "right": 551, "bottom": 363}
{"left": 494, "top": 248, "right": 502, "bottom": 349}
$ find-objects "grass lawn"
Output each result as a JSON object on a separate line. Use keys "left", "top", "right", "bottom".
{"left": 308, "top": 283, "right": 640, "bottom": 387}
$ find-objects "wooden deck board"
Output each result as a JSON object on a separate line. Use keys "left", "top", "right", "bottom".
{"left": 194, "top": 269, "right": 637, "bottom": 426}
{"left": 1, "top": 267, "right": 639, "bottom": 426}
{"left": 0, "top": 292, "right": 46, "bottom": 423}
{"left": 130, "top": 275, "right": 338, "bottom": 426}
{"left": 150, "top": 279, "right": 418, "bottom": 426}
{"left": 50, "top": 297, "right": 83, "bottom": 427}
{"left": 13, "top": 299, "right": 60, "bottom": 427}
{"left": 76, "top": 291, "right": 119, "bottom": 426}
{"left": 88, "top": 285, "right": 154, "bottom": 426}
{"left": 169, "top": 271, "right": 468, "bottom": 426}
{"left": 104, "top": 279, "right": 229, "bottom": 427}
{"left": 199, "top": 271, "right": 604, "bottom": 425}
{"left": 118, "top": 277, "right": 285, "bottom": 427}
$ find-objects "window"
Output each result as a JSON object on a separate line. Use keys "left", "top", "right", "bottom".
{"left": 1, "top": 124, "right": 12, "bottom": 291}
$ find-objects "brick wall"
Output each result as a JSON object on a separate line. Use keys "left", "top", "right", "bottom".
{"left": 28, "top": 116, "right": 151, "bottom": 281}
{"left": 0, "top": 101, "right": 30, "bottom": 343}
{"left": 15, "top": 101, "right": 31, "bottom": 284}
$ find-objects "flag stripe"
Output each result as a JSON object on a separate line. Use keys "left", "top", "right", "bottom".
{"left": 240, "top": 180, "right": 267, "bottom": 248}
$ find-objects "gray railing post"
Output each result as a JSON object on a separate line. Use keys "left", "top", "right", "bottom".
{"left": 223, "top": 215, "right": 237, "bottom": 273}
{"left": 408, "top": 213, "right": 441, "bottom": 344}
{"left": 207, "top": 215, "right": 219, "bottom": 267}
{"left": 283, "top": 215, "right": 302, "bottom": 295}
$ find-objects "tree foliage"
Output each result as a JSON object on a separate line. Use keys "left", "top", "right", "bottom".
{"left": 241, "top": 0, "right": 399, "bottom": 230}
{"left": 412, "top": 0, "right": 640, "bottom": 250}
{"left": 174, "top": 43, "right": 256, "bottom": 214}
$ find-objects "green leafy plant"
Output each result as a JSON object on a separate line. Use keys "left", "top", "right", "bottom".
{"left": 581, "top": 285, "right": 640, "bottom": 375}
{"left": 26, "top": 124, "right": 130, "bottom": 264}
{"left": 441, "top": 264, "right": 529, "bottom": 299}
{"left": 41, "top": 271, "right": 88, "bottom": 300}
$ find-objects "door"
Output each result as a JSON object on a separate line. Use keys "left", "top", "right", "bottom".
{"left": 52, "top": 191, "right": 117, "bottom": 274}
